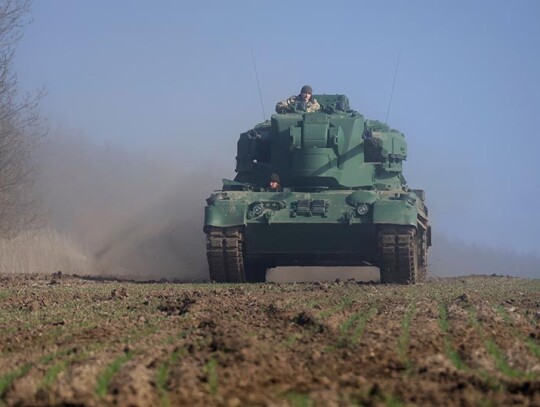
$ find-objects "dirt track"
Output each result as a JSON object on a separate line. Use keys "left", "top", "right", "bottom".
{"left": 1, "top": 273, "right": 539, "bottom": 406}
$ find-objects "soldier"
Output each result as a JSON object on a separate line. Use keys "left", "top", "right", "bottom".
{"left": 267, "top": 173, "right": 282, "bottom": 191}
{"left": 275, "top": 85, "right": 321, "bottom": 113}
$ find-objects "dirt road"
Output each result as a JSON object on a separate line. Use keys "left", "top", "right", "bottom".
{"left": 1, "top": 273, "right": 539, "bottom": 406}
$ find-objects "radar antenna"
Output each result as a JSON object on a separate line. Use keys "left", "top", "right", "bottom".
{"left": 250, "top": 47, "right": 266, "bottom": 121}
{"left": 385, "top": 48, "right": 401, "bottom": 124}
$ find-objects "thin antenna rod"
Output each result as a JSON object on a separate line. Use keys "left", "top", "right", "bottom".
{"left": 250, "top": 47, "right": 266, "bottom": 121}
{"left": 385, "top": 48, "right": 401, "bottom": 124}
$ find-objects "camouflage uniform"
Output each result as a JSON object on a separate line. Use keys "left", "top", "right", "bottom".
{"left": 275, "top": 95, "right": 321, "bottom": 113}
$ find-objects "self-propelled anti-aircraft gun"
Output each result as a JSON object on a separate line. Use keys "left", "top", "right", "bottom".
{"left": 204, "top": 94, "right": 431, "bottom": 283}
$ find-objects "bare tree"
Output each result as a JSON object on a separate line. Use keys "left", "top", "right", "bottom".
{"left": 0, "top": 0, "right": 45, "bottom": 238}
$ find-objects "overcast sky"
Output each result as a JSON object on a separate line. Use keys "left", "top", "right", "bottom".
{"left": 15, "top": 1, "right": 540, "bottom": 258}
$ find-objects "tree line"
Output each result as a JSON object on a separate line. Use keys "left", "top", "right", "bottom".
{"left": 0, "top": 0, "right": 44, "bottom": 238}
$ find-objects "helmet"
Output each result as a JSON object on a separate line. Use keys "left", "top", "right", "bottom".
{"left": 300, "top": 85, "right": 313, "bottom": 95}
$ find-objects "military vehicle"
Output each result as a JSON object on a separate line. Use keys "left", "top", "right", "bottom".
{"left": 204, "top": 94, "right": 431, "bottom": 283}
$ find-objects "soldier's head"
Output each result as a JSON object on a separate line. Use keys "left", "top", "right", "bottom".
{"left": 299, "top": 85, "right": 313, "bottom": 101}
{"left": 269, "top": 173, "right": 280, "bottom": 189}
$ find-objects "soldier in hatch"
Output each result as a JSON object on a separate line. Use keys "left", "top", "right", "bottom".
{"left": 275, "top": 85, "right": 321, "bottom": 113}
{"left": 267, "top": 173, "right": 283, "bottom": 192}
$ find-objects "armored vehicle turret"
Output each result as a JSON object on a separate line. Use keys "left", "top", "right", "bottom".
{"left": 204, "top": 94, "right": 431, "bottom": 283}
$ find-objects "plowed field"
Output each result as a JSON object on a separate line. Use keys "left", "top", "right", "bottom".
{"left": 1, "top": 273, "right": 539, "bottom": 406}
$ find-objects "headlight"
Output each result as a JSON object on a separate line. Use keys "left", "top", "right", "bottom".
{"left": 252, "top": 203, "right": 264, "bottom": 216}
{"left": 356, "top": 203, "right": 369, "bottom": 215}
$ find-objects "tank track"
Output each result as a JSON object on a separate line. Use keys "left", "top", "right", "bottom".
{"left": 417, "top": 227, "right": 428, "bottom": 282}
{"left": 378, "top": 226, "right": 426, "bottom": 284}
{"left": 206, "top": 226, "right": 246, "bottom": 283}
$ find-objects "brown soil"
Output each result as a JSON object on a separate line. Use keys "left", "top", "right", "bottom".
{"left": 1, "top": 273, "right": 539, "bottom": 406}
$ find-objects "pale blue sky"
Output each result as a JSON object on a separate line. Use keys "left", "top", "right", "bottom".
{"left": 15, "top": 1, "right": 540, "bottom": 256}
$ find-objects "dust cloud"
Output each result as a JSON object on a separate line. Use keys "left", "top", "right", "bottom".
{"left": 429, "top": 233, "right": 540, "bottom": 279}
{"left": 36, "top": 128, "right": 223, "bottom": 281}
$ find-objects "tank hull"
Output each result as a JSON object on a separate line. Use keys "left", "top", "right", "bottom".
{"left": 204, "top": 189, "right": 429, "bottom": 283}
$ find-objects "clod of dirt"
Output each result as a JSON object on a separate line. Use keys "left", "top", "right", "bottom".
{"left": 157, "top": 294, "right": 196, "bottom": 316}
{"left": 198, "top": 319, "right": 216, "bottom": 329}
{"left": 209, "top": 327, "right": 254, "bottom": 354}
{"left": 265, "top": 303, "right": 280, "bottom": 315}
{"left": 313, "top": 281, "right": 330, "bottom": 291}
{"left": 292, "top": 311, "right": 324, "bottom": 332}
{"left": 109, "top": 361, "right": 159, "bottom": 406}
{"left": 369, "top": 383, "right": 382, "bottom": 396}
{"left": 22, "top": 298, "right": 47, "bottom": 311}
{"left": 48, "top": 271, "right": 64, "bottom": 285}
{"left": 111, "top": 288, "right": 128, "bottom": 299}
{"left": 455, "top": 293, "right": 470, "bottom": 304}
